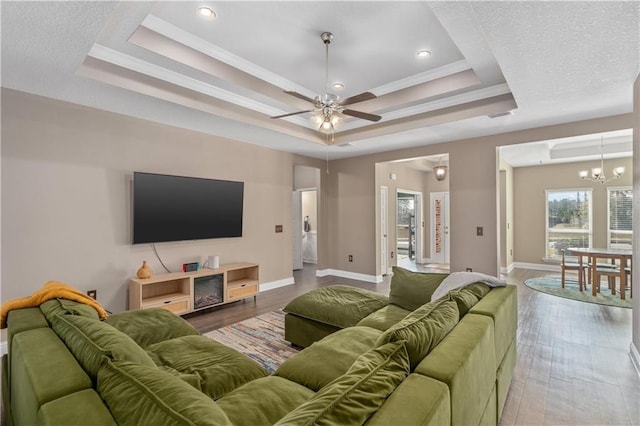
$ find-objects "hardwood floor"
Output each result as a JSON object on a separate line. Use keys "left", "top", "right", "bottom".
{"left": 185, "top": 265, "right": 640, "bottom": 425}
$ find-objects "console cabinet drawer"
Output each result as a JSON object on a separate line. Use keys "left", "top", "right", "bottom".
{"left": 228, "top": 283, "right": 258, "bottom": 300}
{"left": 144, "top": 298, "right": 190, "bottom": 315}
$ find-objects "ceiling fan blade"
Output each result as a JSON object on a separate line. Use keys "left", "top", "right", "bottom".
{"left": 270, "top": 109, "right": 314, "bottom": 119}
{"left": 343, "top": 109, "right": 382, "bottom": 122}
{"left": 341, "top": 92, "right": 377, "bottom": 106}
{"left": 284, "top": 91, "right": 316, "bottom": 104}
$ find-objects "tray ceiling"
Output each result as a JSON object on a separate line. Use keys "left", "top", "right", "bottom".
{"left": 1, "top": 2, "right": 638, "bottom": 160}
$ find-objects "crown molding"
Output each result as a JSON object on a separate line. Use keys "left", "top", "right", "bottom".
{"left": 372, "top": 60, "right": 472, "bottom": 96}
{"left": 87, "top": 44, "right": 309, "bottom": 128}
{"left": 140, "top": 14, "right": 315, "bottom": 99}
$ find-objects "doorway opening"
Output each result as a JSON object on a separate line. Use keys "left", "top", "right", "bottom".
{"left": 293, "top": 165, "right": 321, "bottom": 272}
{"left": 396, "top": 191, "right": 421, "bottom": 269}
{"left": 375, "top": 154, "right": 450, "bottom": 275}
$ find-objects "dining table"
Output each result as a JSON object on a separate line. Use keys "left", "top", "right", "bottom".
{"left": 567, "top": 247, "right": 632, "bottom": 299}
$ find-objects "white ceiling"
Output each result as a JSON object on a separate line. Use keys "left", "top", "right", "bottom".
{"left": 1, "top": 1, "right": 639, "bottom": 161}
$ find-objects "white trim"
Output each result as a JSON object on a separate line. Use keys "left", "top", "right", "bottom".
{"left": 260, "top": 277, "right": 294, "bottom": 292}
{"left": 512, "top": 262, "right": 561, "bottom": 272}
{"left": 141, "top": 15, "right": 315, "bottom": 99}
{"left": 382, "top": 84, "right": 511, "bottom": 121}
{"left": 500, "top": 263, "right": 516, "bottom": 274}
{"left": 316, "top": 269, "right": 382, "bottom": 283}
{"left": 0, "top": 340, "right": 7, "bottom": 356}
{"left": 339, "top": 83, "right": 512, "bottom": 132}
{"left": 372, "top": 60, "right": 472, "bottom": 96}
{"left": 87, "top": 44, "right": 308, "bottom": 126}
{"left": 630, "top": 342, "right": 640, "bottom": 379}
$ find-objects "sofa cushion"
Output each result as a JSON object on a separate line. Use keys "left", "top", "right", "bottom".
{"left": 105, "top": 308, "right": 199, "bottom": 348}
{"left": 11, "top": 327, "right": 93, "bottom": 426}
{"left": 364, "top": 374, "right": 450, "bottom": 426}
{"left": 51, "top": 314, "right": 156, "bottom": 382}
{"left": 276, "top": 326, "right": 382, "bottom": 391}
{"left": 145, "top": 335, "right": 269, "bottom": 400}
{"left": 283, "top": 285, "right": 389, "bottom": 329}
{"left": 38, "top": 389, "right": 116, "bottom": 426}
{"left": 97, "top": 360, "right": 232, "bottom": 426}
{"left": 40, "top": 299, "right": 100, "bottom": 324}
{"left": 217, "top": 376, "right": 315, "bottom": 425}
{"left": 356, "top": 304, "right": 412, "bottom": 331}
{"left": 275, "top": 340, "right": 410, "bottom": 426}
{"left": 389, "top": 267, "right": 448, "bottom": 311}
{"left": 376, "top": 297, "right": 459, "bottom": 369}
{"left": 448, "top": 282, "right": 491, "bottom": 319}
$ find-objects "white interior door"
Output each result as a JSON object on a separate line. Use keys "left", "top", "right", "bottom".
{"left": 380, "top": 186, "right": 389, "bottom": 275}
{"left": 292, "top": 191, "right": 303, "bottom": 270}
{"left": 430, "top": 192, "right": 450, "bottom": 264}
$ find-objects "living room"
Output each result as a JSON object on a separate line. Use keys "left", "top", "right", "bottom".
{"left": 1, "top": 1, "right": 639, "bottom": 425}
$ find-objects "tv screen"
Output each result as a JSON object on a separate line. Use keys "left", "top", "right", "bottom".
{"left": 133, "top": 172, "right": 244, "bottom": 244}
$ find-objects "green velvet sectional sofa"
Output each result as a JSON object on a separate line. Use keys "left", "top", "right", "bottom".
{"left": 2, "top": 268, "right": 517, "bottom": 426}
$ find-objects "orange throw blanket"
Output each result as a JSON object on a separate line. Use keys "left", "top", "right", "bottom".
{"left": 1, "top": 281, "right": 108, "bottom": 328}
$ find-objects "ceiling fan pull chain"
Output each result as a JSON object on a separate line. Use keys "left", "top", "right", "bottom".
{"left": 326, "top": 135, "right": 330, "bottom": 174}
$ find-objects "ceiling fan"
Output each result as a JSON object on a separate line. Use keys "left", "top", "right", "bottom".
{"left": 271, "top": 32, "right": 382, "bottom": 133}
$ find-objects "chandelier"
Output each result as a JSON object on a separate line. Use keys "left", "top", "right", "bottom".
{"left": 578, "top": 136, "right": 625, "bottom": 184}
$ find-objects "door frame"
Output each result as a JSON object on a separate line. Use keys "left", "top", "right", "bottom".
{"left": 396, "top": 189, "right": 423, "bottom": 263}
{"left": 380, "top": 186, "right": 389, "bottom": 275}
{"left": 430, "top": 192, "right": 450, "bottom": 265}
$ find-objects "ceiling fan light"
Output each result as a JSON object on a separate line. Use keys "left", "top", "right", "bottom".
{"left": 310, "top": 114, "right": 324, "bottom": 130}
{"left": 330, "top": 113, "right": 343, "bottom": 128}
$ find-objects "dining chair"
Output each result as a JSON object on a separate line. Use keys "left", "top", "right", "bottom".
{"left": 561, "top": 250, "right": 585, "bottom": 291}
{"left": 591, "top": 254, "right": 623, "bottom": 296}
{"left": 625, "top": 265, "right": 633, "bottom": 298}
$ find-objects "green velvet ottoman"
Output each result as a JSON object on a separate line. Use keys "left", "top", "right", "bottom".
{"left": 283, "top": 285, "right": 389, "bottom": 348}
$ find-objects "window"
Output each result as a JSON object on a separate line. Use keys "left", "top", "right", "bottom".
{"left": 546, "top": 189, "right": 592, "bottom": 258}
{"left": 608, "top": 187, "right": 632, "bottom": 249}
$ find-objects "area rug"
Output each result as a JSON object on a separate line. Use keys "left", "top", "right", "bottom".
{"left": 203, "top": 309, "right": 299, "bottom": 373}
{"left": 524, "top": 276, "right": 632, "bottom": 309}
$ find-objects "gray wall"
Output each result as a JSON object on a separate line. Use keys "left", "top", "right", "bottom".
{"left": 1, "top": 89, "right": 324, "bottom": 312}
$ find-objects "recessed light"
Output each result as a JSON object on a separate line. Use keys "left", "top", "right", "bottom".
{"left": 417, "top": 50, "right": 432, "bottom": 58}
{"left": 197, "top": 7, "right": 216, "bottom": 18}
{"left": 332, "top": 82, "right": 345, "bottom": 90}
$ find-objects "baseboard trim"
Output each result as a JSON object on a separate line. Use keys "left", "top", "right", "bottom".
{"left": 512, "top": 262, "right": 560, "bottom": 272}
{"left": 0, "top": 341, "right": 7, "bottom": 356}
{"left": 260, "top": 277, "right": 294, "bottom": 292}
{"left": 316, "top": 269, "right": 382, "bottom": 283}
{"left": 500, "top": 263, "right": 516, "bottom": 274}
{"left": 631, "top": 342, "right": 640, "bottom": 379}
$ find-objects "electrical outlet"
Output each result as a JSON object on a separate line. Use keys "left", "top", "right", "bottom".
{"left": 87, "top": 290, "right": 97, "bottom": 299}
{"left": 391, "top": 251, "right": 394, "bottom": 258}
{"left": 466, "top": 268, "right": 472, "bottom": 272}
{"left": 348, "top": 255, "right": 353, "bottom": 262}
{"left": 275, "top": 225, "right": 283, "bottom": 233}
{"left": 476, "top": 226, "right": 483, "bottom": 236}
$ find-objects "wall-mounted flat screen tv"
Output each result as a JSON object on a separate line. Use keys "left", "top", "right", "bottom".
{"left": 133, "top": 172, "right": 244, "bottom": 244}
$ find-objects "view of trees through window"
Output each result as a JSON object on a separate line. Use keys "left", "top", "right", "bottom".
{"left": 608, "top": 188, "right": 633, "bottom": 248}
{"left": 546, "top": 189, "right": 592, "bottom": 258}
